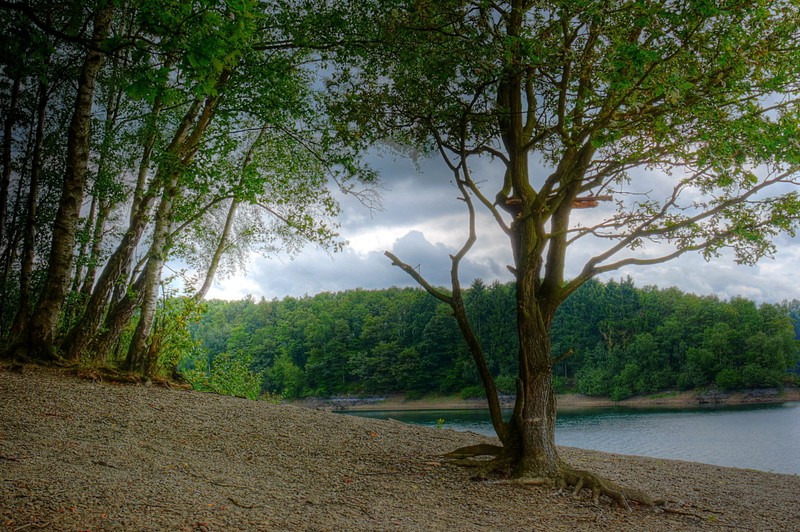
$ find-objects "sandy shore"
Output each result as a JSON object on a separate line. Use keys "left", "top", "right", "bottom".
{"left": 297, "top": 387, "right": 800, "bottom": 411}
{"left": 2, "top": 365, "right": 799, "bottom": 531}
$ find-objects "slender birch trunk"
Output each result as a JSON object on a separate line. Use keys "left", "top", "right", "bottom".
{"left": 23, "top": 4, "right": 113, "bottom": 360}
{"left": 9, "top": 73, "right": 49, "bottom": 342}
{"left": 123, "top": 179, "right": 176, "bottom": 373}
{"left": 193, "top": 126, "right": 266, "bottom": 301}
{"left": 124, "top": 70, "right": 230, "bottom": 374}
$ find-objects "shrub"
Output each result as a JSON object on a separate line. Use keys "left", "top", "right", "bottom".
{"left": 610, "top": 384, "right": 634, "bottom": 402}
{"left": 183, "top": 350, "right": 263, "bottom": 400}
{"left": 405, "top": 390, "right": 425, "bottom": 400}
{"left": 494, "top": 374, "right": 517, "bottom": 394}
{"left": 460, "top": 384, "right": 486, "bottom": 399}
{"left": 741, "top": 364, "right": 782, "bottom": 388}
{"left": 576, "top": 367, "right": 611, "bottom": 396}
{"left": 715, "top": 368, "right": 742, "bottom": 391}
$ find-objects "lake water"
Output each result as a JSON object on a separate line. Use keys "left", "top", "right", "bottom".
{"left": 343, "top": 402, "right": 800, "bottom": 475}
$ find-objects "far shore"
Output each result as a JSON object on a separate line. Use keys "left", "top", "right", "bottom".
{"left": 294, "top": 386, "right": 800, "bottom": 411}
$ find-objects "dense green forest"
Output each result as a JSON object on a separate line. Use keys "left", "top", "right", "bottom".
{"left": 183, "top": 278, "right": 800, "bottom": 401}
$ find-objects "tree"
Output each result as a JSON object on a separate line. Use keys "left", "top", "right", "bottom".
{"left": 13, "top": 1, "right": 115, "bottom": 360}
{"left": 1, "top": 0, "right": 375, "bottom": 373}
{"left": 328, "top": 0, "right": 800, "bottom": 507}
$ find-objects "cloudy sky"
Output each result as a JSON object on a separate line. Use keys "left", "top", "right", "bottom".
{"left": 205, "top": 152, "right": 800, "bottom": 304}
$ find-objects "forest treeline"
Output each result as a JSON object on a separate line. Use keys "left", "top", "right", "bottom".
{"left": 185, "top": 278, "right": 800, "bottom": 401}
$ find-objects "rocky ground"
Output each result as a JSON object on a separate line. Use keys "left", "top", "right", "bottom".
{"left": 2, "top": 365, "right": 798, "bottom": 531}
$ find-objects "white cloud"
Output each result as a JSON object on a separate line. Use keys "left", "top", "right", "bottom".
{"left": 206, "top": 275, "right": 268, "bottom": 301}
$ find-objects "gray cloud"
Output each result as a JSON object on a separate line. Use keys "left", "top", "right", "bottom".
{"left": 205, "top": 152, "right": 800, "bottom": 304}
{"left": 207, "top": 228, "right": 513, "bottom": 300}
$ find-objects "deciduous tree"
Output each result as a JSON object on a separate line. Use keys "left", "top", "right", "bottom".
{"left": 327, "top": 0, "right": 800, "bottom": 506}
{"left": 1, "top": 0, "right": 375, "bottom": 375}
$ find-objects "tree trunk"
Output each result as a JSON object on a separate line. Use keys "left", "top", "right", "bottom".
{"left": 123, "top": 185, "right": 175, "bottom": 374}
{"left": 87, "top": 263, "right": 149, "bottom": 361}
{"left": 0, "top": 74, "right": 21, "bottom": 249}
{"left": 123, "top": 69, "right": 230, "bottom": 374}
{"left": 79, "top": 199, "right": 110, "bottom": 298}
{"left": 193, "top": 197, "right": 239, "bottom": 301}
{"left": 72, "top": 193, "right": 98, "bottom": 294}
{"left": 0, "top": 170, "right": 24, "bottom": 339}
{"left": 193, "top": 124, "right": 267, "bottom": 301}
{"left": 59, "top": 96, "right": 189, "bottom": 362}
{"left": 59, "top": 214, "right": 151, "bottom": 361}
{"left": 9, "top": 72, "right": 49, "bottom": 343}
{"left": 22, "top": 4, "right": 113, "bottom": 360}
{"left": 500, "top": 0, "right": 563, "bottom": 477}
{"left": 76, "top": 71, "right": 125, "bottom": 305}
{"left": 511, "top": 274, "right": 561, "bottom": 478}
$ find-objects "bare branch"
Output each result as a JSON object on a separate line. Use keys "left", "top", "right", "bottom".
{"left": 384, "top": 251, "right": 452, "bottom": 305}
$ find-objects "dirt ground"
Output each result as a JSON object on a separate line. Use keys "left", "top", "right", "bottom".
{"left": 2, "top": 366, "right": 798, "bottom": 531}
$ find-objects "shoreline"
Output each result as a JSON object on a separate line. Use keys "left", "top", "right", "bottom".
{"left": 294, "top": 386, "right": 800, "bottom": 411}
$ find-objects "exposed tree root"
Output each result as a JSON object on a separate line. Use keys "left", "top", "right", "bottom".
{"left": 443, "top": 443, "right": 514, "bottom": 479}
{"left": 442, "top": 444, "right": 664, "bottom": 510}
{"left": 558, "top": 466, "right": 664, "bottom": 510}
{"left": 70, "top": 365, "right": 148, "bottom": 384}
{"left": 65, "top": 364, "right": 189, "bottom": 389}
{"left": 443, "top": 443, "right": 504, "bottom": 460}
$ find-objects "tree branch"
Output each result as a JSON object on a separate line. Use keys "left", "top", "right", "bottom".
{"left": 384, "top": 251, "right": 452, "bottom": 305}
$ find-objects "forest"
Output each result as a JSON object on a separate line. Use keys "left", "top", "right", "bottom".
{"left": 184, "top": 278, "right": 800, "bottom": 401}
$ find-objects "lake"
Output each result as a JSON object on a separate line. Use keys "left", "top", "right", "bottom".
{"left": 343, "top": 402, "right": 800, "bottom": 475}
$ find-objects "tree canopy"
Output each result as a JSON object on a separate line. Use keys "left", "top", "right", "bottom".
{"left": 0, "top": 0, "right": 374, "bottom": 373}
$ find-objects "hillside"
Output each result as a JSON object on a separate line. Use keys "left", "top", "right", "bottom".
{"left": 187, "top": 282, "right": 800, "bottom": 402}
{"left": 1, "top": 366, "right": 798, "bottom": 531}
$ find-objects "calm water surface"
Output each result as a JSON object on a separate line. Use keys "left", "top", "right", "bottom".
{"left": 344, "top": 402, "right": 800, "bottom": 475}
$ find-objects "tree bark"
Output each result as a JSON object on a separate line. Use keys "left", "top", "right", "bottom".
{"left": 193, "top": 196, "right": 239, "bottom": 302}
{"left": 22, "top": 4, "right": 113, "bottom": 360}
{"left": 502, "top": 0, "right": 563, "bottom": 479}
{"left": 0, "top": 74, "right": 21, "bottom": 250}
{"left": 59, "top": 96, "right": 190, "bottom": 361}
{"left": 9, "top": 71, "right": 49, "bottom": 343}
{"left": 87, "top": 263, "right": 149, "bottom": 360}
{"left": 511, "top": 271, "right": 561, "bottom": 478}
{"left": 123, "top": 182, "right": 176, "bottom": 374}
{"left": 79, "top": 199, "right": 110, "bottom": 298}
{"left": 71, "top": 193, "right": 98, "bottom": 294}
{"left": 62, "top": 76, "right": 124, "bottom": 352}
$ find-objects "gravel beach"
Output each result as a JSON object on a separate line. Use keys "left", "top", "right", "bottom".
{"left": 2, "top": 366, "right": 798, "bottom": 531}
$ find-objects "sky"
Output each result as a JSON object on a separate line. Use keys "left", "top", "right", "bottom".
{"left": 204, "top": 151, "right": 800, "bottom": 304}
